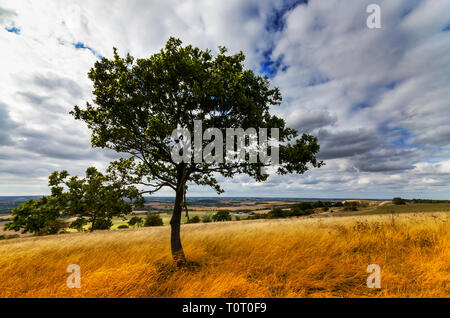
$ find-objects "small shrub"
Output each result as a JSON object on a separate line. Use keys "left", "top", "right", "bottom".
{"left": 91, "top": 219, "right": 113, "bottom": 231}
{"left": 392, "top": 197, "right": 406, "bottom": 205}
{"left": 267, "top": 207, "right": 288, "bottom": 219}
{"left": 186, "top": 216, "right": 201, "bottom": 224}
{"left": 343, "top": 201, "right": 358, "bottom": 211}
{"left": 212, "top": 210, "right": 232, "bottom": 222}
{"left": 290, "top": 205, "right": 314, "bottom": 216}
{"left": 313, "top": 200, "right": 325, "bottom": 208}
{"left": 322, "top": 206, "right": 329, "bottom": 212}
{"left": 128, "top": 216, "right": 143, "bottom": 227}
{"left": 144, "top": 214, "right": 164, "bottom": 227}
{"left": 247, "top": 214, "right": 262, "bottom": 220}
{"left": 202, "top": 214, "right": 212, "bottom": 223}
{"left": 294, "top": 202, "right": 313, "bottom": 211}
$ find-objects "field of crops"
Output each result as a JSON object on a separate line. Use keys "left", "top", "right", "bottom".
{"left": 0, "top": 211, "right": 448, "bottom": 297}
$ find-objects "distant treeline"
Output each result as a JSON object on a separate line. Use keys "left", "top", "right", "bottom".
{"left": 407, "top": 198, "right": 449, "bottom": 204}
{"left": 393, "top": 197, "right": 449, "bottom": 205}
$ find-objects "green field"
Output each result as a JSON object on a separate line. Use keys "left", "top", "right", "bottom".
{"left": 333, "top": 203, "right": 450, "bottom": 217}
{"left": 374, "top": 203, "right": 450, "bottom": 214}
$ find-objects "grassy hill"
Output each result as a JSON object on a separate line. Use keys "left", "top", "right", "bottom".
{"left": 0, "top": 212, "right": 448, "bottom": 297}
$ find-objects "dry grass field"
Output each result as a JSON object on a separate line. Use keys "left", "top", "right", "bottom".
{"left": 0, "top": 212, "right": 448, "bottom": 298}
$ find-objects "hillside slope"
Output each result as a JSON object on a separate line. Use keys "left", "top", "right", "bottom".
{"left": 0, "top": 213, "right": 448, "bottom": 297}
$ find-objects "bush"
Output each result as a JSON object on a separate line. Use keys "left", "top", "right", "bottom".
{"left": 267, "top": 208, "right": 289, "bottom": 219}
{"left": 202, "top": 214, "right": 212, "bottom": 223}
{"left": 333, "top": 201, "right": 344, "bottom": 207}
{"left": 313, "top": 200, "right": 325, "bottom": 208}
{"left": 392, "top": 197, "right": 406, "bottom": 205}
{"left": 212, "top": 210, "right": 232, "bottom": 222}
{"left": 295, "top": 202, "right": 313, "bottom": 210}
{"left": 247, "top": 214, "right": 263, "bottom": 220}
{"left": 118, "top": 224, "right": 129, "bottom": 229}
{"left": 290, "top": 203, "right": 315, "bottom": 216}
{"left": 91, "top": 218, "right": 113, "bottom": 231}
{"left": 343, "top": 201, "right": 358, "bottom": 211}
{"left": 128, "top": 216, "right": 143, "bottom": 227}
{"left": 290, "top": 207, "right": 314, "bottom": 216}
{"left": 186, "top": 216, "right": 201, "bottom": 224}
{"left": 322, "top": 206, "right": 329, "bottom": 212}
{"left": 144, "top": 214, "right": 164, "bottom": 227}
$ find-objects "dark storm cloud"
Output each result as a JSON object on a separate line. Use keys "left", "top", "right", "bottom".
{"left": 316, "top": 127, "right": 419, "bottom": 172}
{"left": 317, "top": 128, "right": 380, "bottom": 160}
{"left": 290, "top": 110, "right": 337, "bottom": 132}
{"left": 353, "top": 148, "right": 418, "bottom": 172}
{"left": 16, "top": 127, "right": 96, "bottom": 160}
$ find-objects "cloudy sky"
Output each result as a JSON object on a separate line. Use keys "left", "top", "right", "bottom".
{"left": 0, "top": 0, "right": 449, "bottom": 199}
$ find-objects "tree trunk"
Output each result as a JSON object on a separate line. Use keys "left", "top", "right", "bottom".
{"left": 170, "top": 168, "right": 187, "bottom": 265}
{"left": 184, "top": 187, "right": 189, "bottom": 220}
{"left": 90, "top": 214, "right": 97, "bottom": 232}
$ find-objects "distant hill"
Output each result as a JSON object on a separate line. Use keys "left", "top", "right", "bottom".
{"left": 0, "top": 196, "right": 42, "bottom": 214}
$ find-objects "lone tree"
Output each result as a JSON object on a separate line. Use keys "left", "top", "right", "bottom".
{"left": 72, "top": 38, "right": 323, "bottom": 265}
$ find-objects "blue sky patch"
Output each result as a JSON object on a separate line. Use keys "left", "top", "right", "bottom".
{"left": 72, "top": 42, "right": 101, "bottom": 59}
{"left": 386, "top": 81, "right": 397, "bottom": 90}
{"left": 265, "top": 0, "right": 308, "bottom": 32}
{"left": 380, "top": 122, "right": 414, "bottom": 149}
{"left": 5, "top": 26, "right": 20, "bottom": 34}
{"left": 442, "top": 22, "right": 450, "bottom": 32}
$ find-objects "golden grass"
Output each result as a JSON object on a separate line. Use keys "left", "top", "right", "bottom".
{"left": 0, "top": 212, "right": 448, "bottom": 298}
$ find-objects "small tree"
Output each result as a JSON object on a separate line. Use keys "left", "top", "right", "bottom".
{"left": 4, "top": 167, "right": 144, "bottom": 235}
{"left": 144, "top": 214, "right": 164, "bottom": 227}
{"left": 392, "top": 197, "right": 406, "bottom": 205}
{"left": 50, "top": 167, "right": 144, "bottom": 231}
{"left": 4, "top": 196, "right": 66, "bottom": 235}
{"left": 212, "top": 210, "right": 232, "bottom": 222}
